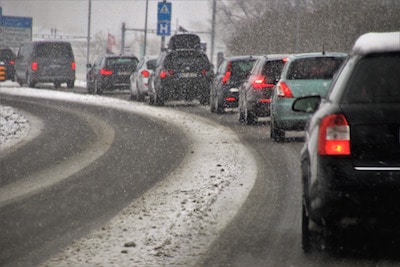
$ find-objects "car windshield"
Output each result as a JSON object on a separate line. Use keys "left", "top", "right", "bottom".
{"left": 343, "top": 52, "right": 400, "bottom": 103}
{"left": 146, "top": 59, "right": 157, "bottom": 70}
{"left": 287, "top": 57, "right": 345, "bottom": 80}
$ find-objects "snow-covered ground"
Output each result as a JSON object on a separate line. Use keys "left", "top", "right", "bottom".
{"left": 0, "top": 83, "right": 258, "bottom": 266}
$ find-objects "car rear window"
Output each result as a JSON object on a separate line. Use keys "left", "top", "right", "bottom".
{"left": 35, "top": 43, "right": 73, "bottom": 58}
{"left": 106, "top": 57, "right": 138, "bottom": 70}
{"left": 0, "top": 49, "right": 15, "bottom": 60}
{"left": 343, "top": 52, "right": 400, "bottom": 104}
{"left": 287, "top": 57, "right": 344, "bottom": 80}
{"left": 262, "top": 60, "right": 286, "bottom": 83}
{"left": 146, "top": 59, "right": 157, "bottom": 70}
{"left": 230, "top": 59, "right": 257, "bottom": 80}
{"left": 165, "top": 52, "right": 210, "bottom": 71}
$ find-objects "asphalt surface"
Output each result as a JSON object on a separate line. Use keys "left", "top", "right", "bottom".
{"left": 0, "top": 94, "right": 188, "bottom": 266}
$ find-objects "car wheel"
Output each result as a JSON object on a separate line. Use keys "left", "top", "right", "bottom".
{"left": 271, "top": 117, "right": 285, "bottom": 141}
{"left": 27, "top": 73, "right": 36, "bottom": 88}
{"left": 67, "top": 80, "right": 74, "bottom": 88}
{"left": 137, "top": 86, "right": 145, "bottom": 102}
{"left": 148, "top": 94, "right": 154, "bottom": 105}
{"left": 302, "top": 202, "right": 312, "bottom": 253}
{"left": 54, "top": 81, "right": 61, "bottom": 88}
{"left": 210, "top": 90, "right": 216, "bottom": 113}
{"left": 215, "top": 95, "right": 224, "bottom": 114}
{"left": 244, "top": 103, "right": 256, "bottom": 125}
{"left": 154, "top": 92, "right": 164, "bottom": 106}
{"left": 94, "top": 80, "right": 102, "bottom": 95}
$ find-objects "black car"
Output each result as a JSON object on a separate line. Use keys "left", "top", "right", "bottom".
{"left": 238, "top": 54, "right": 289, "bottom": 124}
{"left": 86, "top": 54, "right": 139, "bottom": 94}
{"left": 210, "top": 55, "right": 260, "bottom": 113}
{"left": 15, "top": 41, "right": 76, "bottom": 88}
{"left": 149, "top": 49, "right": 212, "bottom": 105}
{"left": 292, "top": 31, "right": 400, "bottom": 253}
{"left": 0, "top": 46, "right": 16, "bottom": 81}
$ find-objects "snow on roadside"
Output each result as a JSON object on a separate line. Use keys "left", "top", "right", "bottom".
{"left": 1, "top": 86, "right": 258, "bottom": 266}
{"left": 0, "top": 105, "right": 30, "bottom": 151}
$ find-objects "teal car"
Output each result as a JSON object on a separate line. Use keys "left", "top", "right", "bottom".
{"left": 270, "top": 52, "right": 346, "bottom": 141}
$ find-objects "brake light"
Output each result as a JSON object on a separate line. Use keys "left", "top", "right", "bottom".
{"left": 141, "top": 70, "right": 150, "bottom": 77}
{"left": 276, "top": 81, "right": 294, "bottom": 98}
{"left": 318, "top": 114, "right": 350, "bottom": 155}
{"left": 201, "top": 69, "right": 207, "bottom": 76}
{"left": 71, "top": 62, "right": 76, "bottom": 70}
{"left": 222, "top": 62, "right": 232, "bottom": 84}
{"left": 31, "top": 62, "right": 38, "bottom": 71}
{"left": 9, "top": 60, "right": 15, "bottom": 65}
{"left": 252, "top": 75, "right": 274, "bottom": 90}
{"left": 100, "top": 68, "right": 113, "bottom": 75}
{"left": 160, "top": 69, "right": 173, "bottom": 78}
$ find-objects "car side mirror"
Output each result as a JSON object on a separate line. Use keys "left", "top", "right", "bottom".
{"left": 292, "top": 95, "right": 321, "bottom": 113}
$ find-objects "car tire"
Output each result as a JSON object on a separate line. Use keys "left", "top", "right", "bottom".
{"left": 210, "top": 90, "right": 216, "bottom": 113}
{"left": 271, "top": 117, "right": 285, "bottom": 141}
{"left": 154, "top": 92, "right": 164, "bottom": 106}
{"left": 148, "top": 94, "right": 154, "bottom": 105}
{"left": 244, "top": 103, "right": 256, "bottom": 125}
{"left": 54, "top": 81, "right": 61, "bottom": 88}
{"left": 302, "top": 202, "right": 312, "bottom": 253}
{"left": 215, "top": 95, "right": 224, "bottom": 114}
{"left": 67, "top": 80, "right": 75, "bottom": 88}
{"left": 27, "top": 73, "right": 35, "bottom": 88}
{"left": 94, "top": 80, "right": 102, "bottom": 95}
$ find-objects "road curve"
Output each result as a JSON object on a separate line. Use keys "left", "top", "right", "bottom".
{"left": 0, "top": 87, "right": 258, "bottom": 266}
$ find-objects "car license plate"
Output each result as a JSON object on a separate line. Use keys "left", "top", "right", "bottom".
{"left": 180, "top": 73, "right": 197, "bottom": 78}
{"left": 118, "top": 71, "right": 130, "bottom": 75}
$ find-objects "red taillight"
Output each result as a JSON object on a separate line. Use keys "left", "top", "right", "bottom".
{"left": 160, "top": 69, "right": 173, "bottom": 79}
{"left": 252, "top": 75, "right": 274, "bottom": 90}
{"left": 100, "top": 68, "right": 113, "bottom": 75}
{"left": 141, "top": 70, "right": 150, "bottom": 77}
{"left": 201, "top": 69, "right": 207, "bottom": 76}
{"left": 71, "top": 62, "right": 76, "bottom": 70}
{"left": 222, "top": 62, "right": 232, "bottom": 84}
{"left": 225, "top": 97, "right": 237, "bottom": 102}
{"left": 318, "top": 114, "right": 350, "bottom": 156}
{"left": 9, "top": 60, "right": 15, "bottom": 65}
{"left": 222, "top": 71, "right": 231, "bottom": 84}
{"left": 31, "top": 62, "right": 38, "bottom": 71}
{"left": 276, "top": 81, "right": 294, "bottom": 98}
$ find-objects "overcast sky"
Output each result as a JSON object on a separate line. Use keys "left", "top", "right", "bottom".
{"left": 1, "top": 0, "right": 212, "bottom": 39}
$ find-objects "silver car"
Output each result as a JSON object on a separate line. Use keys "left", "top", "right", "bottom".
{"left": 130, "top": 55, "right": 158, "bottom": 101}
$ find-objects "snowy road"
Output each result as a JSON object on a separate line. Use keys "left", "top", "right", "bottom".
{"left": 0, "top": 85, "right": 257, "bottom": 266}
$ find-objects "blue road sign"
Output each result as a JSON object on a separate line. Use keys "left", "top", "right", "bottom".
{"left": 157, "top": 2, "right": 172, "bottom": 36}
{"left": 2, "top": 16, "right": 32, "bottom": 28}
{"left": 157, "top": 21, "right": 171, "bottom": 36}
{"left": 157, "top": 2, "right": 172, "bottom": 22}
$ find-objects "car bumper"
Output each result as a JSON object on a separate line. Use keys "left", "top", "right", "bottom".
{"left": 310, "top": 157, "right": 400, "bottom": 223}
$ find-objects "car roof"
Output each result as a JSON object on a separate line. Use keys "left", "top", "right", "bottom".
{"left": 104, "top": 54, "right": 138, "bottom": 59}
{"left": 352, "top": 31, "right": 400, "bottom": 55}
{"left": 289, "top": 52, "right": 347, "bottom": 60}
{"left": 262, "top": 54, "right": 291, "bottom": 60}
{"left": 224, "top": 55, "right": 262, "bottom": 61}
